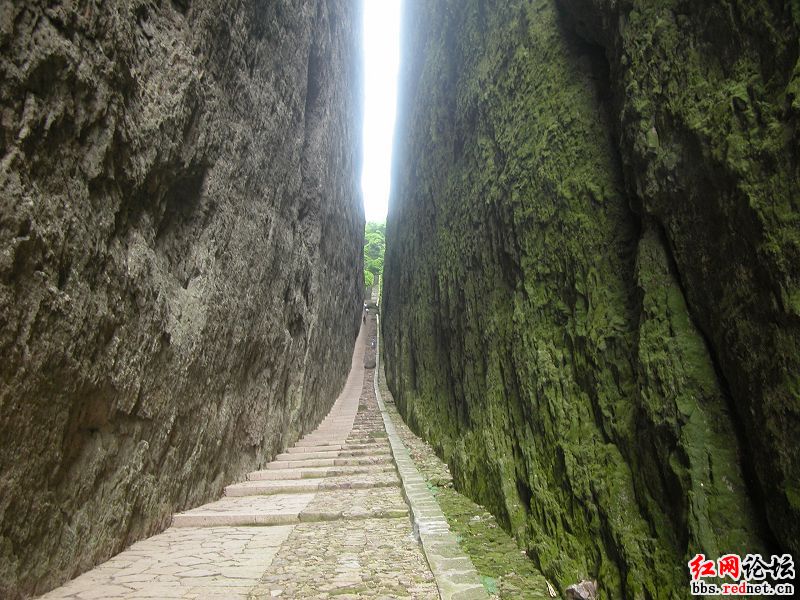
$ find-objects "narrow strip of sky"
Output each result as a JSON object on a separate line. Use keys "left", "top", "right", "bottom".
{"left": 361, "top": 0, "right": 401, "bottom": 223}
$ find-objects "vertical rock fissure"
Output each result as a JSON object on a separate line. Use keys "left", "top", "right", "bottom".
{"left": 652, "top": 219, "right": 780, "bottom": 554}
{"left": 559, "top": 0, "right": 782, "bottom": 559}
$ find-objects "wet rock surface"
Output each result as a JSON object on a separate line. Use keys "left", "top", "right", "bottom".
{"left": 383, "top": 0, "right": 798, "bottom": 598}
{"left": 0, "top": 1, "right": 362, "bottom": 597}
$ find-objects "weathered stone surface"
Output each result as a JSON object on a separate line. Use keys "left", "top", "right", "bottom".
{"left": 38, "top": 525, "right": 295, "bottom": 600}
{"left": 383, "top": 0, "right": 797, "bottom": 598}
{"left": 565, "top": 580, "right": 597, "bottom": 600}
{"left": 0, "top": 1, "right": 362, "bottom": 597}
{"left": 554, "top": 0, "right": 800, "bottom": 561}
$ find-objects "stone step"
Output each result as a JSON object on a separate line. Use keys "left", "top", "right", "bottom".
{"left": 340, "top": 448, "right": 391, "bottom": 457}
{"left": 275, "top": 450, "right": 341, "bottom": 461}
{"left": 226, "top": 480, "right": 326, "bottom": 496}
{"left": 296, "top": 440, "right": 348, "bottom": 448}
{"left": 294, "top": 436, "right": 384, "bottom": 447}
{"left": 284, "top": 441, "right": 389, "bottom": 454}
{"left": 267, "top": 458, "right": 336, "bottom": 469}
{"left": 286, "top": 443, "right": 344, "bottom": 453}
{"left": 247, "top": 464, "right": 395, "bottom": 481}
{"left": 297, "top": 507, "right": 408, "bottom": 522}
{"left": 275, "top": 448, "right": 390, "bottom": 461}
{"left": 172, "top": 512, "right": 298, "bottom": 527}
{"left": 299, "top": 435, "right": 350, "bottom": 444}
{"left": 312, "top": 426, "right": 352, "bottom": 431}
{"left": 174, "top": 486, "right": 411, "bottom": 527}
{"left": 346, "top": 435, "right": 387, "bottom": 442}
{"left": 172, "top": 493, "right": 315, "bottom": 527}
{"left": 225, "top": 475, "right": 400, "bottom": 497}
{"left": 173, "top": 506, "right": 408, "bottom": 528}
{"left": 346, "top": 441, "right": 390, "bottom": 448}
{"left": 304, "top": 426, "right": 349, "bottom": 431}
{"left": 266, "top": 455, "right": 393, "bottom": 469}
{"left": 297, "top": 488, "right": 412, "bottom": 523}
{"left": 176, "top": 475, "right": 410, "bottom": 526}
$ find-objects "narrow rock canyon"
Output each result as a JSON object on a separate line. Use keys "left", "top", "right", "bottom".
{"left": 2, "top": 1, "right": 799, "bottom": 599}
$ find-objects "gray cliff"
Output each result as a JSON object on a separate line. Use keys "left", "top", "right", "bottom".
{"left": 0, "top": 1, "right": 363, "bottom": 596}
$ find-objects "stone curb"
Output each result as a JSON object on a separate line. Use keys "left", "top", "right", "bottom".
{"left": 373, "top": 317, "right": 489, "bottom": 600}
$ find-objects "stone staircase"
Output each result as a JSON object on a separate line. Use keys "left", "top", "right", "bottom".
{"left": 40, "top": 325, "right": 440, "bottom": 599}
{"left": 170, "top": 397, "right": 407, "bottom": 529}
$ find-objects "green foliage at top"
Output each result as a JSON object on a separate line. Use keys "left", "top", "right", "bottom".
{"left": 364, "top": 221, "right": 386, "bottom": 285}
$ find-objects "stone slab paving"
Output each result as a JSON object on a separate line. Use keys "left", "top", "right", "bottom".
{"left": 41, "top": 317, "right": 478, "bottom": 599}
{"left": 171, "top": 493, "right": 317, "bottom": 527}
{"left": 39, "top": 526, "right": 293, "bottom": 599}
{"left": 302, "top": 486, "right": 410, "bottom": 520}
{"left": 248, "top": 518, "right": 438, "bottom": 599}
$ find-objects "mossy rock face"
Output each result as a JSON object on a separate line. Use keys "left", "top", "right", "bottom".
{"left": 554, "top": 0, "right": 800, "bottom": 555}
{"left": 383, "top": 0, "right": 798, "bottom": 598}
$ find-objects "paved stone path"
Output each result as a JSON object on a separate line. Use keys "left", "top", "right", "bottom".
{"left": 40, "top": 317, "right": 483, "bottom": 599}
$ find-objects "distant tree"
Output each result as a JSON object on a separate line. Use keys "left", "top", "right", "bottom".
{"left": 364, "top": 221, "right": 385, "bottom": 286}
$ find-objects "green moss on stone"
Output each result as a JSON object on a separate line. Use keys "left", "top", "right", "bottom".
{"left": 384, "top": 0, "right": 794, "bottom": 597}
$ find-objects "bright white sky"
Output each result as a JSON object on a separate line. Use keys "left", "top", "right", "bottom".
{"left": 361, "top": 0, "right": 401, "bottom": 223}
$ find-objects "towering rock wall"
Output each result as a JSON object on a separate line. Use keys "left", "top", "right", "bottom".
{"left": 0, "top": 1, "right": 363, "bottom": 596}
{"left": 383, "top": 0, "right": 799, "bottom": 597}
